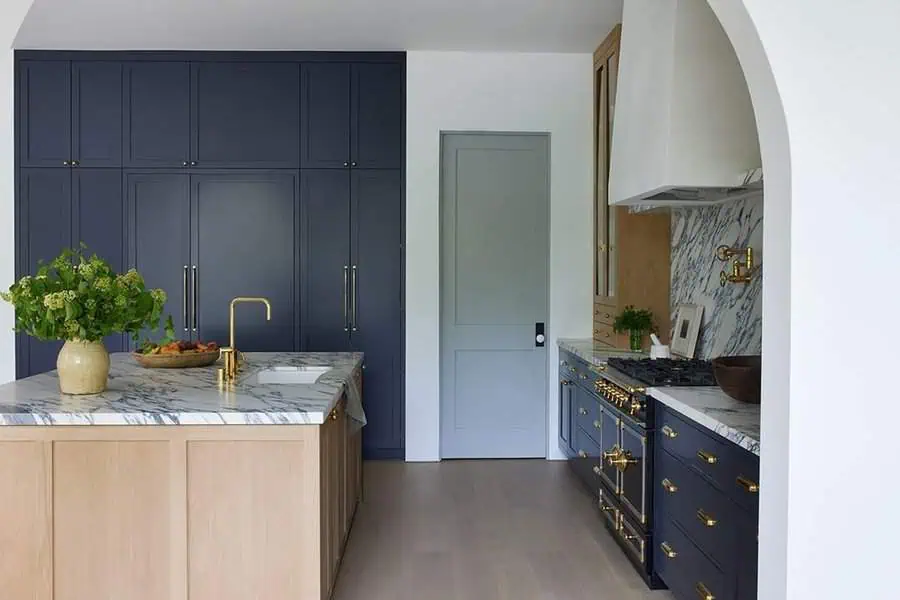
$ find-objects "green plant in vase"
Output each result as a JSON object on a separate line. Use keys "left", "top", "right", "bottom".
{"left": 1, "top": 247, "right": 167, "bottom": 394}
{"left": 613, "top": 305, "right": 655, "bottom": 352}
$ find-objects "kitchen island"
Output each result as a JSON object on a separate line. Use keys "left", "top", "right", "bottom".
{"left": 0, "top": 352, "right": 364, "bottom": 600}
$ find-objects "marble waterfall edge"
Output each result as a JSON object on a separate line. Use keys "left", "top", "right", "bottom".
{"left": 0, "top": 352, "right": 364, "bottom": 427}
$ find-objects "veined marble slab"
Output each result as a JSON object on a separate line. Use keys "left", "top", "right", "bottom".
{"left": 648, "top": 386, "right": 760, "bottom": 455}
{"left": 557, "top": 338, "right": 646, "bottom": 367}
{"left": 0, "top": 352, "right": 364, "bottom": 427}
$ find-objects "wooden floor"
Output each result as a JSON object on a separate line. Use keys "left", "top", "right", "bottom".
{"left": 333, "top": 460, "right": 674, "bottom": 600}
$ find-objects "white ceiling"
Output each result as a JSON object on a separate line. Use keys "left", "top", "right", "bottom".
{"left": 13, "top": 0, "right": 623, "bottom": 53}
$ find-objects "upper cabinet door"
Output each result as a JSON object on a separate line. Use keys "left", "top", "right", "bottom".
{"left": 351, "top": 63, "right": 403, "bottom": 169}
{"left": 124, "top": 62, "right": 191, "bottom": 168}
{"left": 72, "top": 62, "right": 123, "bottom": 167}
{"left": 300, "top": 63, "right": 351, "bottom": 169}
{"left": 192, "top": 62, "right": 300, "bottom": 168}
{"left": 18, "top": 61, "right": 71, "bottom": 168}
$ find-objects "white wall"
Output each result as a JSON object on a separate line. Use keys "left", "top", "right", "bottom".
{"left": 405, "top": 52, "right": 594, "bottom": 461}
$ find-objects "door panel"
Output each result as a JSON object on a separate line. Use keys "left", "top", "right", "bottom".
{"left": 350, "top": 170, "right": 402, "bottom": 457}
{"left": 72, "top": 62, "right": 123, "bottom": 167}
{"left": 440, "top": 133, "right": 549, "bottom": 459}
{"left": 124, "top": 62, "right": 191, "bottom": 168}
{"left": 351, "top": 63, "right": 403, "bottom": 169}
{"left": 193, "top": 173, "right": 297, "bottom": 351}
{"left": 126, "top": 173, "right": 190, "bottom": 343}
{"left": 192, "top": 62, "right": 300, "bottom": 168}
{"left": 301, "top": 170, "right": 352, "bottom": 352}
{"left": 598, "top": 403, "right": 621, "bottom": 495}
{"left": 19, "top": 61, "right": 71, "bottom": 168}
{"left": 73, "top": 169, "right": 125, "bottom": 353}
{"left": 620, "top": 422, "right": 649, "bottom": 525}
{"left": 300, "top": 64, "right": 351, "bottom": 169}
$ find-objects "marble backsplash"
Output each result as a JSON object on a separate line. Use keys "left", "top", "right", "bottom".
{"left": 670, "top": 193, "right": 763, "bottom": 359}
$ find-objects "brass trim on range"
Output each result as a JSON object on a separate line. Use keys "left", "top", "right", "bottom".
{"left": 696, "top": 581, "right": 715, "bottom": 600}
{"left": 598, "top": 490, "right": 619, "bottom": 531}
{"left": 737, "top": 475, "right": 760, "bottom": 493}
{"left": 697, "top": 509, "right": 718, "bottom": 528}
{"left": 660, "top": 541, "right": 677, "bottom": 559}
{"left": 617, "top": 513, "right": 646, "bottom": 564}
{"left": 697, "top": 449, "right": 718, "bottom": 464}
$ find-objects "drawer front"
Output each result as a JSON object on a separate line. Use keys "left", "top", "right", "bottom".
{"left": 594, "top": 303, "right": 616, "bottom": 326}
{"left": 655, "top": 514, "right": 728, "bottom": 600}
{"left": 572, "top": 425, "right": 604, "bottom": 491}
{"left": 573, "top": 387, "right": 600, "bottom": 436}
{"left": 655, "top": 449, "right": 734, "bottom": 570}
{"left": 598, "top": 486, "right": 620, "bottom": 532}
{"left": 617, "top": 508, "right": 647, "bottom": 566}
{"left": 593, "top": 322, "right": 616, "bottom": 345}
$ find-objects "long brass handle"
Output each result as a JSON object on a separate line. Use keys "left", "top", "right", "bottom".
{"left": 191, "top": 265, "right": 198, "bottom": 332}
{"left": 343, "top": 266, "right": 350, "bottom": 332}
{"left": 697, "top": 509, "right": 717, "bottom": 527}
{"left": 660, "top": 541, "right": 677, "bottom": 559}
{"left": 661, "top": 425, "right": 678, "bottom": 438}
{"left": 351, "top": 265, "right": 358, "bottom": 332}
{"left": 697, "top": 450, "right": 718, "bottom": 464}
{"left": 737, "top": 475, "right": 759, "bottom": 493}
{"left": 182, "top": 265, "right": 189, "bottom": 332}
{"left": 696, "top": 582, "right": 715, "bottom": 600}
{"left": 661, "top": 478, "right": 678, "bottom": 493}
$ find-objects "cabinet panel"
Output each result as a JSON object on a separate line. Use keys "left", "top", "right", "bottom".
{"left": 193, "top": 62, "right": 300, "bottom": 168}
{"left": 193, "top": 172, "right": 298, "bottom": 350}
{"left": 18, "top": 60, "right": 71, "bottom": 167}
{"left": 301, "top": 169, "right": 352, "bottom": 352}
{"left": 73, "top": 169, "right": 125, "bottom": 353}
{"left": 351, "top": 63, "right": 403, "bottom": 169}
{"left": 124, "top": 62, "right": 191, "bottom": 167}
{"left": 72, "top": 62, "right": 123, "bottom": 167}
{"left": 301, "top": 63, "right": 351, "bottom": 169}
{"left": 18, "top": 169, "right": 72, "bottom": 377}
{"left": 126, "top": 173, "right": 191, "bottom": 340}
{"left": 558, "top": 379, "right": 573, "bottom": 455}
{"left": 350, "top": 170, "right": 402, "bottom": 457}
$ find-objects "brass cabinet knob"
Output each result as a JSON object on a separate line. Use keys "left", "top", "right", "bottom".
{"left": 661, "top": 425, "right": 678, "bottom": 439}
{"left": 578, "top": 407, "right": 588, "bottom": 415}
{"left": 593, "top": 420, "right": 602, "bottom": 430}
{"left": 609, "top": 449, "right": 638, "bottom": 472}
{"left": 661, "top": 478, "right": 678, "bottom": 493}
{"left": 660, "top": 541, "right": 677, "bottom": 559}
{"left": 696, "top": 509, "right": 717, "bottom": 527}
{"left": 696, "top": 582, "right": 715, "bottom": 600}
{"left": 577, "top": 450, "right": 588, "bottom": 458}
{"left": 737, "top": 475, "right": 759, "bottom": 493}
{"left": 697, "top": 450, "right": 718, "bottom": 464}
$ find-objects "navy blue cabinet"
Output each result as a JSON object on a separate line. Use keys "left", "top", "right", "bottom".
{"left": 18, "top": 61, "right": 71, "bottom": 167}
{"left": 352, "top": 63, "right": 404, "bottom": 169}
{"left": 301, "top": 64, "right": 352, "bottom": 169}
{"left": 123, "top": 62, "right": 191, "bottom": 168}
{"left": 71, "top": 62, "right": 123, "bottom": 167}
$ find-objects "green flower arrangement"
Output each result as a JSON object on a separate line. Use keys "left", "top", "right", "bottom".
{"left": 613, "top": 305, "right": 656, "bottom": 352}
{"left": 1, "top": 247, "right": 167, "bottom": 343}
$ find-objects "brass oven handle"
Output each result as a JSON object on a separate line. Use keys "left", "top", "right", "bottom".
{"left": 661, "top": 478, "right": 678, "bottom": 493}
{"left": 697, "top": 509, "right": 718, "bottom": 527}
{"left": 191, "top": 265, "right": 198, "bottom": 332}
{"left": 696, "top": 582, "right": 715, "bottom": 600}
{"left": 351, "top": 265, "right": 358, "bottom": 332}
{"left": 343, "top": 266, "right": 350, "bottom": 332}
{"left": 660, "top": 541, "right": 677, "bottom": 559}
{"left": 697, "top": 450, "right": 718, "bottom": 464}
{"left": 182, "top": 265, "right": 189, "bottom": 332}
{"left": 737, "top": 475, "right": 759, "bottom": 493}
{"left": 661, "top": 425, "right": 678, "bottom": 438}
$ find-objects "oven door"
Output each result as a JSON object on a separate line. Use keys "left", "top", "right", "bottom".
{"left": 596, "top": 402, "right": 621, "bottom": 495}
{"left": 618, "top": 421, "right": 649, "bottom": 526}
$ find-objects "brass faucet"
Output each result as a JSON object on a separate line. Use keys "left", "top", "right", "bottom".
{"left": 716, "top": 245, "right": 756, "bottom": 286}
{"left": 218, "top": 297, "right": 272, "bottom": 383}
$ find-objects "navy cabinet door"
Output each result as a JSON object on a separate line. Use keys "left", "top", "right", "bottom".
{"left": 351, "top": 63, "right": 403, "bottom": 169}
{"left": 300, "top": 63, "right": 351, "bottom": 169}
{"left": 192, "top": 63, "right": 300, "bottom": 168}
{"left": 123, "top": 63, "right": 191, "bottom": 168}
{"left": 301, "top": 169, "right": 352, "bottom": 352}
{"left": 17, "top": 169, "right": 72, "bottom": 377}
{"left": 18, "top": 61, "right": 71, "bottom": 168}
{"left": 350, "top": 170, "right": 403, "bottom": 458}
{"left": 72, "top": 62, "right": 123, "bottom": 167}
{"left": 126, "top": 173, "right": 191, "bottom": 343}
{"left": 192, "top": 172, "right": 298, "bottom": 351}
{"left": 73, "top": 169, "right": 126, "bottom": 352}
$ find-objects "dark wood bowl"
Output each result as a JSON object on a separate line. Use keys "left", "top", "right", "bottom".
{"left": 132, "top": 350, "right": 221, "bottom": 369}
{"left": 712, "top": 355, "right": 761, "bottom": 404}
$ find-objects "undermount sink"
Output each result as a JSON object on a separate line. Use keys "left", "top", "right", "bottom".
{"left": 253, "top": 366, "right": 332, "bottom": 385}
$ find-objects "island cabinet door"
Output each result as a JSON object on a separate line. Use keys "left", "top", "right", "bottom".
{"left": 320, "top": 400, "right": 349, "bottom": 600}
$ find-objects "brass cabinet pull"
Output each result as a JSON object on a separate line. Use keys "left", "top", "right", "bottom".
{"left": 697, "top": 509, "right": 717, "bottom": 527}
{"left": 578, "top": 450, "right": 588, "bottom": 458}
{"left": 696, "top": 582, "right": 715, "bottom": 600}
{"left": 661, "top": 478, "right": 678, "bottom": 493}
{"left": 697, "top": 449, "right": 718, "bottom": 464}
{"left": 578, "top": 407, "right": 588, "bottom": 415}
{"left": 660, "top": 541, "right": 677, "bottom": 559}
{"left": 343, "top": 266, "right": 350, "bottom": 332}
{"left": 593, "top": 419, "right": 602, "bottom": 430}
{"left": 191, "top": 265, "right": 198, "bottom": 332}
{"left": 737, "top": 475, "right": 759, "bottom": 493}
{"left": 661, "top": 425, "right": 678, "bottom": 438}
{"left": 350, "top": 265, "right": 358, "bottom": 332}
{"left": 182, "top": 265, "right": 190, "bottom": 332}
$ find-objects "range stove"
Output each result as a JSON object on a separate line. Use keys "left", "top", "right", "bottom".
{"left": 606, "top": 357, "right": 716, "bottom": 387}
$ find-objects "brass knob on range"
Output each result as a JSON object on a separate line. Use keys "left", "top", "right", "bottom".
{"left": 609, "top": 449, "right": 639, "bottom": 472}
{"left": 602, "top": 446, "right": 620, "bottom": 461}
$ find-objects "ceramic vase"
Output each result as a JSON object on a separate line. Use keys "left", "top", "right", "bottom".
{"left": 57, "top": 339, "right": 110, "bottom": 395}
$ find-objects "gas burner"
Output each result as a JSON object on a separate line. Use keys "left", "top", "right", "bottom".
{"left": 606, "top": 357, "right": 716, "bottom": 387}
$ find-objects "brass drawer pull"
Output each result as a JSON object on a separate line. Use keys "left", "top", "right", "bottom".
{"left": 661, "top": 478, "right": 678, "bottom": 493}
{"left": 579, "top": 407, "right": 588, "bottom": 415}
{"left": 660, "top": 541, "right": 677, "bottom": 559}
{"left": 696, "top": 509, "right": 717, "bottom": 527}
{"left": 593, "top": 419, "right": 602, "bottom": 429}
{"left": 661, "top": 425, "right": 678, "bottom": 438}
{"left": 578, "top": 450, "right": 588, "bottom": 458}
{"left": 697, "top": 449, "right": 718, "bottom": 464}
{"left": 696, "top": 582, "right": 715, "bottom": 600}
{"left": 737, "top": 475, "right": 759, "bottom": 493}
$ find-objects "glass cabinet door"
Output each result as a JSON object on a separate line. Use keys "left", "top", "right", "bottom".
{"left": 594, "top": 27, "right": 621, "bottom": 303}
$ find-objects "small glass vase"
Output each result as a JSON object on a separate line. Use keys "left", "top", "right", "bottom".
{"left": 629, "top": 330, "right": 645, "bottom": 352}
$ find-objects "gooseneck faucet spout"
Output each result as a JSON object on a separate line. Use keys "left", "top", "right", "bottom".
{"left": 219, "top": 297, "right": 272, "bottom": 383}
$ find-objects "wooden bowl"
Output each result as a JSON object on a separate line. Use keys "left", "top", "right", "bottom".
{"left": 712, "top": 355, "right": 762, "bottom": 404}
{"left": 132, "top": 350, "right": 221, "bottom": 369}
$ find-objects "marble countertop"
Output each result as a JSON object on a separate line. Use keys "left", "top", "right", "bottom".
{"left": 648, "top": 386, "right": 760, "bottom": 455}
{"left": 557, "top": 338, "right": 646, "bottom": 366}
{"left": 0, "top": 352, "right": 364, "bottom": 427}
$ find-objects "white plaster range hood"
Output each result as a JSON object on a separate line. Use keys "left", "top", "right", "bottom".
{"left": 609, "top": 0, "right": 762, "bottom": 206}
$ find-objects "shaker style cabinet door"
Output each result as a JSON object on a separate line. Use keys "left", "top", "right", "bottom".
{"left": 351, "top": 63, "right": 403, "bottom": 169}
{"left": 16, "top": 169, "right": 72, "bottom": 377}
{"left": 192, "top": 62, "right": 300, "bottom": 168}
{"left": 123, "top": 62, "right": 191, "bottom": 168}
{"left": 300, "top": 63, "right": 351, "bottom": 169}
{"left": 71, "top": 62, "right": 123, "bottom": 167}
{"left": 18, "top": 61, "right": 71, "bottom": 168}
{"left": 300, "top": 169, "right": 352, "bottom": 352}
{"left": 192, "top": 172, "right": 298, "bottom": 351}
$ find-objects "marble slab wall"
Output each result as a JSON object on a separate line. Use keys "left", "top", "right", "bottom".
{"left": 670, "top": 193, "right": 763, "bottom": 359}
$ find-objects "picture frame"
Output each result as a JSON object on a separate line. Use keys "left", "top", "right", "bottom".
{"left": 671, "top": 304, "right": 704, "bottom": 359}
